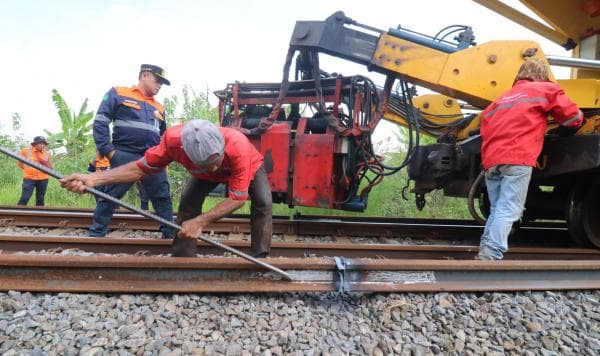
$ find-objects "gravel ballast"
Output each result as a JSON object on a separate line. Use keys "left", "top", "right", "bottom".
{"left": 0, "top": 290, "right": 598, "bottom": 355}
{"left": 0, "top": 228, "right": 598, "bottom": 355}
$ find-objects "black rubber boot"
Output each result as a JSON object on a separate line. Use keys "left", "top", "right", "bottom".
{"left": 171, "top": 236, "right": 198, "bottom": 257}
{"left": 252, "top": 252, "right": 269, "bottom": 258}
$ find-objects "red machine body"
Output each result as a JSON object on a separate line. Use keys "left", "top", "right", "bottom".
{"left": 292, "top": 118, "right": 337, "bottom": 208}
{"left": 215, "top": 77, "right": 366, "bottom": 210}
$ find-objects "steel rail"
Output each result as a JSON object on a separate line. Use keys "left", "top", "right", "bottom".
{"left": 0, "top": 146, "right": 292, "bottom": 281}
{"left": 0, "top": 207, "right": 571, "bottom": 243}
{"left": 1, "top": 234, "right": 599, "bottom": 260}
{"left": 0, "top": 255, "right": 598, "bottom": 293}
{"left": 0, "top": 205, "right": 568, "bottom": 227}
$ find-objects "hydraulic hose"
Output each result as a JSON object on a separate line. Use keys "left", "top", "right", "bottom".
{"left": 468, "top": 170, "right": 486, "bottom": 225}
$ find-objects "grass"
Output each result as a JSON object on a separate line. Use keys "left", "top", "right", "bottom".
{"left": 0, "top": 154, "right": 471, "bottom": 220}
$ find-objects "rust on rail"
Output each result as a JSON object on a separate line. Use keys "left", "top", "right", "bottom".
{"left": 2, "top": 234, "right": 600, "bottom": 260}
{"left": 0, "top": 255, "right": 598, "bottom": 293}
{"left": 0, "top": 206, "right": 572, "bottom": 244}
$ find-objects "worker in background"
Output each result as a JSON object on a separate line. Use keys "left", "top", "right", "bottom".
{"left": 17, "top": 136, "right": 52, "bottom": 206}
{"left": 88, "top": 154, "right": 150, "bottom": 210}
{"left": 87, "top": 152, "right": 110, "bottom": 203}
{"left": 60, "top": 119, "right": 273, "bottom": 258}
{"left": 88, "top": 153, "right": 111, "bottom": 173}
{"left": 90, "top": 64, "right": 174, "bottom": 239}
{"left": 477, "top": 57, "right": 584, "bottom": 260}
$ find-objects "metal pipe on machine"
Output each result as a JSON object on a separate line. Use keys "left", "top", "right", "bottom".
{"left": 546, "top": 55, "right": 600, "bottom": 71}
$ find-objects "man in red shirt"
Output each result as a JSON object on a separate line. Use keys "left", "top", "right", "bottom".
{"left": 60, "top": 119, "right": 272, "bottom": 258}
{"left": 477, "top": 57, "right": 583, "bottom": 260}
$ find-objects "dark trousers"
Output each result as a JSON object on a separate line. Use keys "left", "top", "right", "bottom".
{"left": 175, "top": 166, "right": 272, "bottom": 257}
{"left": 138, "top": 181, "right": 150, "bottom": 210}
{"left": 17, "top": 179, "right": 48, "bottom": 206}
{"left": 89, "top": 149, "right": 174, "bottom": 238}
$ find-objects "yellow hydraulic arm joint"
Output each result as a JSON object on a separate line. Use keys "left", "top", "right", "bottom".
{"left": 384, "top": 94, "right": 481, "bottom": 140}
{"left": 372, "top": 33, "right": 550, "bottom": 109}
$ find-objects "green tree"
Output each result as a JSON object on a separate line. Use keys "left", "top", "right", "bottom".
{"left": 0, "top": 113, "right": 26, "bottom": 149}
{"left": 164, "top": 86, "right": 218, "bottom": 125}
{"left": 44, "top": 89, "right": 95, "bottom": 162}
{"left": 0, "top": 113, "right": 27, "bottom": 204}
{"left": 11, "top": 112, "right": 22, "bottom": 132}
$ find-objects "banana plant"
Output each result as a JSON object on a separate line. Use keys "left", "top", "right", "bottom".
{"left": 44, "top": 89, "right": 94, "bottom": 162}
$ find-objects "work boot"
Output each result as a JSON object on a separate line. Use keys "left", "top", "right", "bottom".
{"left": 171, "top": 236, "right": 198, "bottom": 257}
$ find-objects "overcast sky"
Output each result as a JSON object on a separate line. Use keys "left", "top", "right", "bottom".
{"left": 0, "top": 0, "right": 569, "bottom": 142}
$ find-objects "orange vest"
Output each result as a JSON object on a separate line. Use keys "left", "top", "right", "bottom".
{"left": 95, "top": 156, "right": 111, "bottom": 171}
{"left": 19, "top": 147, "right": 50, "bottom": 180}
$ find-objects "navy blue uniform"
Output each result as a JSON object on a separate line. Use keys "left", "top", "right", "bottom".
{"left": 94, "top": 86, "right": 167, "bottom": 156}
{"left": 90, "top": 86, "right": 174, "bottom": 238}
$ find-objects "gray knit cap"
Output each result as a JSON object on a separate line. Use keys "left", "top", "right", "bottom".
{"left": 181, "top": 119, "right": 225, "bottom": 166}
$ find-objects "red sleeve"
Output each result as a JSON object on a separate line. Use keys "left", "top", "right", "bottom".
{"left": 547, "top": 85, "right": 583, "bottom": 128}
{"left": 227, "top": 141, "right": 253, "bottom": 201}
{"left": 136, "top": 135, "right": 173, "bottom": 174}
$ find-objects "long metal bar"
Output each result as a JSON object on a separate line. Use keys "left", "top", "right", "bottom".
{"left": 0, "top": 145, "right": 293, "bottom": 281}
{"left": 0, "top": 255, "right": 598, "bottom": 293}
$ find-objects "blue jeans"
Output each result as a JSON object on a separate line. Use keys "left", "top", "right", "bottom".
{"left": 479, "top": 165, "right": 532, "bottom": 260}
{"left": 89, "top": 149, "right": 174, "bottom": 238}
{"left": 18, "top": 179, "right": 48, "bottom": 206}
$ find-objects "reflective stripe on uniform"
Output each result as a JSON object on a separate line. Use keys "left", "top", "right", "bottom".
{"left": 561, "top": 110, "right": 583, "bottom": 126}
{"left": 483, "top": 97, "right": 548, "bottom": 118}
{"left": 114, "top": 119, "right": 159, "bottom": 133}
{"left": 94, "top": 113, "right": 111, "bottom": 123}
{"left": 138, "top": 157, "right": 162, "bottom": 172}
{"left": 229, "top": 189, "right": 247, "bottom": 197}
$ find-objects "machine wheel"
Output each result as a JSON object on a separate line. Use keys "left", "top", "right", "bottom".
{"left": 566, "top": 179, "right": 600, "bottom": 247}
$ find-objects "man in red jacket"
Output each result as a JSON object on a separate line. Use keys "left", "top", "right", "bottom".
{"left": 60, "top": 119, "right": 272, "bottom": 258}
{"left": 477, "top": 57, "right": 584, "bottom": 260}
